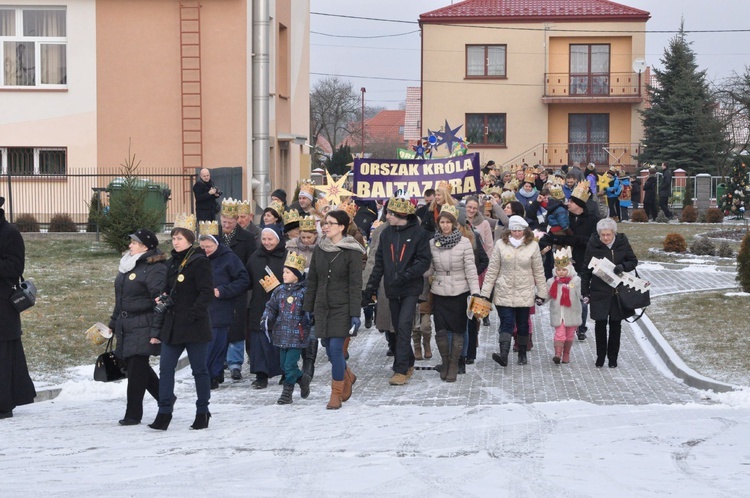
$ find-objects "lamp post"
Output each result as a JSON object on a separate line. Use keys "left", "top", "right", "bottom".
{"left": 360, "top": 87, "right": 366, "bottom": 158}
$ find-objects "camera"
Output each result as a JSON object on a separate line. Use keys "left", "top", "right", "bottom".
{"left": 154, "top": 293, "right": 174, "bottom": 314}
{"left": 215, "top": 189, "right": 223, "bottom": 196}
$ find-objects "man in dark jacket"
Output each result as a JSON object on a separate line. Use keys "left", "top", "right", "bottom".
{"left": 643, "top": 167, "right": 658, "bottom": 220}
{"left": 193, "top": 168, "right": 222, "bottom": 222}
{"left": 0, "top": 196, "right": 36, "bottom": 419}
{"left": 659, "top": 162, "right": 673, "bottom": 219}
{"left": 631, "top": 175, "right": 642, "bottom": 210}
{"left": 364, "top": 196, "right": 432, "bottom": 386}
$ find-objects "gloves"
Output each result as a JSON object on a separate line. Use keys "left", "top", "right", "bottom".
{"left": 362, "top": 289, "right": 375, "bottom": 307}
{"left": 613, "top": 264, "right": 624, "bottom": 275}
{"left": 534, "top": 296, "right": 544, "bottom": 307}
{"left": 304, "top": 311, "right": 315, "bottom": 326}
{"left": 350, "top": 317, "right": 361, "bottom": 336}
{"left": 582, "top": 296, "right": 590, "bottom": 305}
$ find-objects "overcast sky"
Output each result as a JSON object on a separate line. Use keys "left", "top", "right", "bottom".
{"left": 311, "top": 0, "right": 749, "bottom": 109}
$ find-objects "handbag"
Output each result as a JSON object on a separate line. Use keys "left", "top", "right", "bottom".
{"left": 93, "top": 337, "right": 127, "bottom": 382}
{"left": 616, "top": 269, "right": 651, "bottom": 322}
{"left": 10, "top": 276, "right": 37, "bottom": 313}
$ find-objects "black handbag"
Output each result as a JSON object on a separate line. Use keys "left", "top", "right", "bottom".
{"left": 10, "top": 276, "right": 37, "bottom": 313}
{"left": 94, "top": 337, "right": 127, "bottom": 382}
{"left": 616, "top": 269, "right": 651, "bottom": 322}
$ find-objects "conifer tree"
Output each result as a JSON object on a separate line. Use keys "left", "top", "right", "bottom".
{"left": 719, "top": 160, "right": 749, "bottom": 218}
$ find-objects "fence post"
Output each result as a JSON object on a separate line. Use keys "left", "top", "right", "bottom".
{"left": 5, "top": 171, "right": 12, "bottom": 224}
{"left": 695, "top": 173, "right": 711, "bottom": 214}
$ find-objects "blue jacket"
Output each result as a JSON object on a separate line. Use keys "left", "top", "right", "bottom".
{"left": 605, "top": 176, "right": 622, "bottom": 199}
{"left": 206, "top": 244, "right": 250, "bottom": 328}
{"left": 545, "top": 198, "right": 569, "bottom": 230}
{"left": 262, "top": 279, "right": 311, "bottom": 349}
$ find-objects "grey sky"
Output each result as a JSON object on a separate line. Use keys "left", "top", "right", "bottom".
{"left": 311, "top": 0, "right": 749, "bottom": 109}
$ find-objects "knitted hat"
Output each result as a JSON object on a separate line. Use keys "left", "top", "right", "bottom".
{"left": 271, "top": 189, "right": 287, "bottom": 204}
{"left": 129, "top": 228, "right": 159, "bottom": 250}
{"left": 508, "top": 215, "right": 528, "bottom": 231}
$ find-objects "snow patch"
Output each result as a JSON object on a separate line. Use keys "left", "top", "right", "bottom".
{"left": 725, "top": 292, "right": 750, "bottom": 297}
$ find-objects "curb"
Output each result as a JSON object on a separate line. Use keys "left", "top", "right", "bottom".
{"left": 33, "top": 354, "right": 191, "bottom": 403}
{"left": 630, "top": 312, "right": 735, "bottom": 393}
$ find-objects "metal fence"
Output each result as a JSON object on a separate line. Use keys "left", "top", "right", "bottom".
{"left": 0, "top": 167, "right": 196, "bottom": 231}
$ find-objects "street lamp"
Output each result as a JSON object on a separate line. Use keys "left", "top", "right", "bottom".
{"left": 360, "top": 87, "right": 366, "bottom": 157}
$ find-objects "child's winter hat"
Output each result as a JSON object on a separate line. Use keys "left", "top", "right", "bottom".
{"left": 284, "top": 251, "right": 307, "bottom": 280}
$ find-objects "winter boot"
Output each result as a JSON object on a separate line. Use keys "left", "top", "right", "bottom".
{"left": 577, "top": 325, "right": 587, "bottom": 341}
{"left": 277, "top": 383, "right": 295, "bottom": 405}
{"left": 562, "top": 340, "right": 573, "bottom": 364}
{"left": 326, "top": 380, "right": 344, "bottom": 410}
{"left": 435, "top": 330, "right": 450, "bottom": 381}
{"left": 342, "top": 367, "right": 357, "bottom": 402}
{"left": 423, "top": 333, "right": 433, "bottom": 359}
{"left": 458, "top": 356, "right": 466, "bottom": 374}
{"left": 445, "top": 334, "right": 464, "bottom": 382}
{"left": 595, "top": 327, "right": 607, "bottom": 367}
{"left": 343, "top": 337, "right": 351, "bottom": 361}
{"left": 517, "top": 335, "right": 528, "bottom": 365}
{"left": 553, "top": 340, "right": 564, "bottom": 364}
{"left": 297, "top": 373, "right": 312, "bottom": 399}
{"left": 302, "top": 339, "right": 318, "bottom": 379}
{"left": 412, "top": 329, "right": 423, "bottom": 360}
{"left": 148, "top": 413, "right": 172, "bottom": 431}
{"left": 492, "top": 332, "right": 512, "bottom": 367}
{"left": 527, "top": 328, "right": 534, "bottom": 351}
{"left": 189, "top": 412, "right": 211, "bottom": 430}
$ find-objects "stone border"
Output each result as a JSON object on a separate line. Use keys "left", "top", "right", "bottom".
{"left": 630, "top": 312, "right": 736, "bottom": 393}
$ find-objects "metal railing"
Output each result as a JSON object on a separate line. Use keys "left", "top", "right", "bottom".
{"left": 0, "top": 167, "right": 196, "bottom": 231}
{"left": 503, "top": 142, "right": 641, "bottom": 170}
{"left": 544, "top": 72, "right": 642, "bottom": 98}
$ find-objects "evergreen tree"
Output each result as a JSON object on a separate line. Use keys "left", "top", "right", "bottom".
{"left": 719, "top": 159, "right": 749, "bottom": 218}
{"left": 639, "top": 24, "right": 728, "bottom": 175}
{"left": 324, "top": 145, "right": 354, "bottom": 176}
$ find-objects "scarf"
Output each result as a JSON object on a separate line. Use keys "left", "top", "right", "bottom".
{"left": 517, "top": 187, "right": 537, "bottom": 199}
{"left": 509, "top": 236, "right": 523, "bottom": 248}
{"left": 549, "top": 276, "right": 572, "bottom": 307}
{"left": 434, "top": 228, "right": 462, "bottom": 249}
{"left": 222, "top": 227, "right": 237, "bottom": 246}
{"left": 118, "top": 251, "right": 142, "bottom": 274}
{"left": 318, "top": 235, "right": 366, "bottom": 254}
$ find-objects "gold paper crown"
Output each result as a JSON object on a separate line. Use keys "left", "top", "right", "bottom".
{"left": 439, "top": 204, "right": 459, "bottom": 221}
{"left": 488, "top": 186, "right": 503, "bottom": 196}
{"left": 299, "top": 180, "right": 315, "bottom": 197}
{"left": 199, "top": 220, "right": 219, "bottom": 236}
{"left": 341, "top": 201, "right": 358, "bottom": 221}
{"left": 299, "top": 215, "right": 317, "bottom": 232}
{"left": 437, "top": 180, "right": 451, "bottom": 192}
{"left": 221, "top": 197, "right": 239, "bottom": 218}
{"left": 482, "top": 173, "right": 496, "bottom": 184}
{"left": 524, "top": 171, "right": 537, "bottom": 184}
{"left": 468, "top": 295, "right": 492, "bottom": 320}
{"left": 387, "top": 196, "right": 416, "bottom": 215}
{"left": 174, "top": 213, "right": 196, "bottom": 232}
{"left": 237, "top": 200, "right": 252, "bottom": 216}
{"left": 571, "top": 180, "right": 591, "bottom": 203}
{"left": 284, "top": 251, "right": 307, "bottom": 274}
{"left": 265, "top": 200, "right": 285, "bottom": 218}
{"left": 283, "top": 209, "right": 302, "bottom": 227}
{"left": 504, "top": 178, "right": 520, "bottom": 192}
{"left": 315, "top": 197, "right": 330, "bottom": 212}
{"left": 553, "top": 246, "right": 572, "bottom": 268}
{"left": 509, "top": 164, "right": 521, "bottom": 173}
{"left": 501, "top": 190, "right": 516, "bottom": 205}
{"left": 548, "top": 183, "right": 564, "bottom": 200}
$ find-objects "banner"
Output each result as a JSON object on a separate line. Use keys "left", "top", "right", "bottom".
{"left": 353, "top": 153, "right": 480, "bottom": 200}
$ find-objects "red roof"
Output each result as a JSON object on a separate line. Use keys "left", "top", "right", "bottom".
{"left": 420, "top": 0, "right": 650, "bottom": 23}
{"left": 341, "top": 110, "right": 406, "bottom": 148}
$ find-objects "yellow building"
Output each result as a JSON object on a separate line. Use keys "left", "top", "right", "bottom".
{"left": 420, "top": 0, "right": 649, "bottom": 171}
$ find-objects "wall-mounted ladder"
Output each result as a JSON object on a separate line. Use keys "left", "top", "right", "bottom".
{"left": 180, "top": 0, "right": 203, "bottom": 195}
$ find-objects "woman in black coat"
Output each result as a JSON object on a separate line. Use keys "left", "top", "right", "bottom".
{"left": 304, "top": 210, "right": 365, "bottom": 410}
{"left": 149, "top": 227, "right": 214, "bottom": 431}
{"left": 0, "top": 196, "right": 36, "bottom": 419}
{"left": 642, "top": 167, "right": 658, "bottom": 221}
{"left": 245, "top": 226, "right": 287, "bottom": 389}
{"left": 580, "top": 218, "right": 638, "bottom": 368}
{"left": 108, "top": 229, "right": 167, "bottom": 426}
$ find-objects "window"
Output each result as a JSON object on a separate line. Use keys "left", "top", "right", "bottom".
{"left": 0, "top": 8, "right": 66, "bottom": 87}
{"left": 1, "top": 147, "right": 67, "bottom": 175}
{"left": 466, "top": 45, "right": 506, "bottom": 77}
{"left": 570, "top": 44, "right": 609, "bottom": 96}
{"left": 568, "top": 114, "right": 609, "bottom": 165}
{"left": 466, "top": 113, "right": 506, "bottom": 146}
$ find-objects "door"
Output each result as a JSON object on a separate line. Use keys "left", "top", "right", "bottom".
{"left": 568, "top": 114, "right": 609, "bottom": 165}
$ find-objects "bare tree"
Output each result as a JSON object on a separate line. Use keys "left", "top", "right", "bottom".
{"left": 310, "top": 76, "right": 360, "bottom": 158}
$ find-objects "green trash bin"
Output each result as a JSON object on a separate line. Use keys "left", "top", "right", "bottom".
{"left": 107, "top": 178, "right": 171, "bottom": 230}
{"left": 716, "top": 183, "right": 726, "bottom": 203}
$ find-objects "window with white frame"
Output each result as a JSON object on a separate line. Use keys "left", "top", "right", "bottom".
{"left": 0, "top": 7, "right": 67, "bottom": 87}
{"left": 0, "top": 147, "right": 67, "bottom": 175}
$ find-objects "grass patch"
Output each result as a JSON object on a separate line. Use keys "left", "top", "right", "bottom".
{"left": 619, "top": 223, "right": 744, "bottom": 264}
{"left": 647, "top": 291, "right": 750, "bottom": 387}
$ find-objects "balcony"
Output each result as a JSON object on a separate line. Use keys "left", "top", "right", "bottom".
{"left": 543, "top": 72, "right": 643, "bottom": 104}
{"left": 503, "top": 142, "right": 642, "bottom": 171}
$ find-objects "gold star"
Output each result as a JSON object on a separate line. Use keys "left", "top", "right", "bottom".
{"left": 317, "top": 169, "right": 353, "bottom": 205}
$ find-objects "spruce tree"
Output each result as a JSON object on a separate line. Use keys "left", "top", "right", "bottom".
{"left": 639, "top": 24, "right": 728, "bottom": 175}
{"left": 324, "top": 145, "right": 354, "bottom": 176}
{"left": 719, "top": 159, "right": 749, "bottom": 218}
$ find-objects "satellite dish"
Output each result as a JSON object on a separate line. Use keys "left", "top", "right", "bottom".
{"left": 632, "top": 58, "right": 646, "bottom": 74}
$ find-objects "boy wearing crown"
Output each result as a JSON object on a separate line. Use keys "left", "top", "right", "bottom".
{"left": 546, "top": 248, "right": 582, "bottom": 364}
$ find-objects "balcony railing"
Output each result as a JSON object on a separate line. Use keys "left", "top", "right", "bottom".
{"left": 503, "top": 142, "right": 641, "bottom": 170}
{"left": 544, "top": 72, "right": 643, "bottom": 100}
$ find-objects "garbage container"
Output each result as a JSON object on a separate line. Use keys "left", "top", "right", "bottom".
{"left": 108, "top": 178, "right": 171, "bottom": 230}
{"left": 716, "top": 183, "right": 726, "bottom": 204}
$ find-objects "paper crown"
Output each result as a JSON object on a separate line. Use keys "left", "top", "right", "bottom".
{"left": 548, "top": 183, "right": 564, "bottom": 200}
{"left": 571, "top": 180, "right": 591, "bottom": 203}
{"left": 198, "top": 220, "right": 219, "bottom": 236}
{"left": 221, "top": 197, "right": 239, "bottom": 218}
{"left": 237, "top": 200, "right": 252, "bottom": 216}
{"left": 509, "top": 164, "right": 522, "bottom": 173}
{"left": 265, "top": 200, "right": 285, "bottom": 218}
{"left": 259, "top": 266, "right": 281, "bottom": 293}
{"left": 437, "top": 180, "right": 451, "bottom": 192}
{"left": 387, "top": 196, "right": 416, "bottom": 216}
{"left": 341, "top": 201, "right": 358, "bottom": 221}
{"left": 468, "top": 295, "right": 492, "bottom": 320}
{"left": 299, "top": 180, "right": 316, "bottom": 198}
{"left": 504, "top": 178, "right": 520, "bottom": 192}
{"left": 488, "top": 186, "right": 503, "bottom": 196}
{"left": 553, "top": 246, "right": 572, "bottom": 268}
{"left": 284, "top": 251, "right": 307, "bottom": 273}
{"left": 439, "top": 204, "right": 459, "bottom": 221}
{"left": 85, "top": 322, "right": 112, "bottom": 346}
{"left": 501, "top": 190, "right": 516, "bottom": 205}
{"left": 482, "top": 173, "right": 496, "bottom": 185}
{"left": 174, "top": 213, "right": 196, "bottom": 232}
{"left": 315, "top": 197, "right": 330, "bottom": 212}
{"left": 299, "top": 215, "right": 317, "bottom": 232}
{"left": 524, "top": 171, "right": 537, "bottom": 184}
{"left": 283, "top": 209, "right": 302, "bottom": 227}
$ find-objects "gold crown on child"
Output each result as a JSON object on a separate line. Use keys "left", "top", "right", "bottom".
{"left": 553, "top": 246, "right": 572, "bottom": 268}
{"left": 284, "top": 251, "right": 307, "bottom": 273}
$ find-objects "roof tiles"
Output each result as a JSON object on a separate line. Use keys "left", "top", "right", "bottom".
{"left": 421, "top": 0, "right": 650, "bottom": 22}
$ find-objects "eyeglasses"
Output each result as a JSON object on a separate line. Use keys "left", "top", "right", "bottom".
{"left": 321, "top": 221, "right": 339, "bottom": 227}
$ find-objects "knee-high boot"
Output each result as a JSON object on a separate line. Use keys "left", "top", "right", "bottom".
{"left": 492, "top": 332, "right": 512, "bottom": 367}
{"left": 562, "top": 340, "right": 573, "bottom": 364}
{"left": 594, "top": 322, "right": 607, "bottom": 367}
{"left": 553, "top": 340, "right": 564, "bottom": 364}
{"left": 302, "top": 339, "right": 318, "bottom": 379}
{"left": 435, "top": 330, "right": 450, "bottom": 381}
{"left": 412, "top": 329, "right": 423, "bottom": 360}
{"left": 445, "top": 333, "right": 464, "bottom": 382}
{"left": 517, "top": 335, "right": 528, "bottom": 365}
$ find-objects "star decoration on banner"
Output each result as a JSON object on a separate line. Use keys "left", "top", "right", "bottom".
{"left": 435, "top": 120, "right": 463, "bottom": 153}
{"left": 317, "top": 169, "right": 353, "bottom": 205}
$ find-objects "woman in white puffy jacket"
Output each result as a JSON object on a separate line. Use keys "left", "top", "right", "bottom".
{"left": 480, "top": 215, "right": 548, "bottom": 367}
{"left": 427, "top": 204, "right": 480, "bottom": 382}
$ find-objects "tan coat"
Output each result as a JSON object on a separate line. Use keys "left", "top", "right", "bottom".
{"left": 427, "top": 237, "right": 480, "bottom": 297}
{"left": 480, "top": 232, "right": 548, "bottom": 307}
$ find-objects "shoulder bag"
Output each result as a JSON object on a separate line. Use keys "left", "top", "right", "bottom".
{"left": 616, "top": 269, "right": 651, "bottom": 323}
{"left": 11, "top": 276, "right": 37, "bottom": 313}
{"left": 94, "top": 337, "right": 127, "bottom": 382}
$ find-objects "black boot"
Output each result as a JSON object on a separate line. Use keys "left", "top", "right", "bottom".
{"left": 517, "top": 335, "right": 528, "bottom": 365}
{"left": 445, "top": 334, "right": 464, "bottom": 382}
{"left": 577, "top": 325, "right": 587, "bottom": 341}
{"left": 492, "top": 332, "right": 512, "bottom": 367}
{"left": 190, "top": 412, "right": 211, "bottom": 430}
{"left": 302, "top": 340, "right": 318, "bottom": 379}
{"left": 435, "top": 330, "right": 450, "bottom": 381}
{"left": 148, "top": 413, "right": 172, "bottom": 431}
{"left": 277, "top": 383, "right": 295, "bottom": 405}
{"left": 297, "top": 373, "right": 312, "bottom": 399}
{"left": 595, "top": 323, "right": 607, "bottom": 367}
{"left": 458, "top": 356, "right": 466, "bottom": 374}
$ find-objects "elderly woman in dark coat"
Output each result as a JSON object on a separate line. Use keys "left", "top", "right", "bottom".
{"left": 0, "top": 196, "right": 36, "bottom": 419}
{"left": 580, "top": 217, "right": 638, "bottom": 368}
{"left": 304, "top": 210, "right": 365, "bottom": 410}
{"left": 108, "top": 228, "right": 167, "bottom": 426}
{"left": 149, "top": 227, "right": 214, "bottom": 431}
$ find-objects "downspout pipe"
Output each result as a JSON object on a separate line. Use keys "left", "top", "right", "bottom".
{"left": 252, "top": 0, "right": 270, "bottom": 210}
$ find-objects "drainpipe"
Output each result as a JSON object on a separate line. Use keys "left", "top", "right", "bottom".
{"left": 252, "top": 0, "right": 270, "bottom": 210}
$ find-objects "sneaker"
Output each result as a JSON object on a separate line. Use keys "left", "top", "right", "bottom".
{"left": 230, "top": 368, "right": 242, "bottom": 380}
{"left": 389, "top": 373, "right": 408, "bottom": 386}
